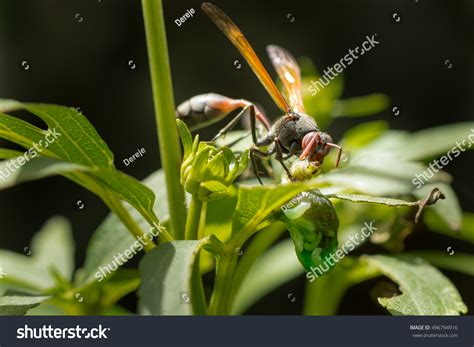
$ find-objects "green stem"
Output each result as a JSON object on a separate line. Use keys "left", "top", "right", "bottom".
{"left": 303, "top": 259, "right": 380, "bottom": 315}
{"left": 208, "top": 220, "right": 281, "bottom": 314}
{"left": 208, "top": 247, "right": 238, "bottom": 315}
{"left": 141, "top": 0, "right": 186, "bottom": 239}
{"left": 197, "top": 201, "right": 208, "bottom": 240}
{"left": 185, "top": 195, "right": 204, "bottom": 240}
{"left": 229, "top": 223, "right": 286, "bottom": 305}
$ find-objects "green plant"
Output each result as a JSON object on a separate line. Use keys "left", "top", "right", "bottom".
{"left": 0, "top": 0, "right": 473, "bottom": 316}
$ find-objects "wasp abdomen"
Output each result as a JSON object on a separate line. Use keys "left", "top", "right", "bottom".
{"left": 176, "top": 93, "right": 239, "bottom": 131}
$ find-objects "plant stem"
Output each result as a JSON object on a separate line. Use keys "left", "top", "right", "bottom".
{"left": 185, "top": 195, "right": 204, "bottom": 240}
{"left": 208, "top": 247, "right": 238, "bottom": 315}
{"left": 141, "top": 0, "right": 186, "bottom": 240}
{"left": 229, "top": 223, "right": 286, "bottom": 304}
{"left": 197, "top": 201, "right": 208, "bottom": 240}
{"left": 303, "top": 259, "right": 380, "bottom": 315}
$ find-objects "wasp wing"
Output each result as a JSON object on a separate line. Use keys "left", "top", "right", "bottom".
{"left": 202, "top": 2, "right": 290, "bottom": 113}
{"left": 267, "top": 45, "right": 305, "bottom": 113}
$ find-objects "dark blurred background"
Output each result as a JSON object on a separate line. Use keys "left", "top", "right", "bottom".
{"left": 0, "top": 0, "right": 473, "bottom": 314}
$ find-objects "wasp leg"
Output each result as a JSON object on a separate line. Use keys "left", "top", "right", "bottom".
{"left": 274, "top": 139, "right": 293, "bottom": 180}
{"left": 212, "top": 105, "right": 253, "bottom": 141}
{"left": 283, "top": 141, "right": 299, "bottom": 160}
{"left": 212, "top": 102, "right": 271, "bottom": 143}
{"left": 250, "top": 147, "right": 275, "bottom": 185}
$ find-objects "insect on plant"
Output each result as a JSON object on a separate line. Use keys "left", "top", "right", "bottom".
{"left": 0, "top": 0, "right": 470, "bottom": 319}
{"left": 176, "top": 2, "right": 343, "bottom": 183}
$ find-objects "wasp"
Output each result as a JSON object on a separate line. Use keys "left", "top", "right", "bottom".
{"left": 176, "top": 2, "right": 342, "bottom": 184}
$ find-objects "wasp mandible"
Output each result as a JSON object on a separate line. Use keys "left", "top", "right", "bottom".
{"left": 176, "top": 2, "right": 342, "bottom": 184}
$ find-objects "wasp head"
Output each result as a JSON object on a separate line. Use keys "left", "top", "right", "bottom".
{"left": 299, "top": 131, "right": 342, "bottom": 167}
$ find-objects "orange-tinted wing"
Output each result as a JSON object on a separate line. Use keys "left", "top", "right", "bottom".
{"left": 201, "top": 3, "right": 290, "bottom": 113}
{"left": 267, "top": 45, "right": 305, "bottom": 113}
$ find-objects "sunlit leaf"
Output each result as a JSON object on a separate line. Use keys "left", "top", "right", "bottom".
{"left": 340, "top": 121, "right": 388, "bottom": 150}
{"left": 327, "top": 193, "right": 419, "bottom": 207}
{"left": 30, "top": 217, "right": 75, "bottom": 282}
{"left": 0, "top": 295, "right": 50, "bottom": 316}
{"left": 0, "top": 101, "right": 114, "bottom": 168}
{"left": 410, "top": 251, "right": 474, "bottom": 276}
{"left": 363, "top": 254, "right": 467, "bottom": 315}
{"left": 0, "top": 157, "right": 84, "bottom": 191}
{"left": 0, "top": 148, "right": 23, "bottom": 159}
{"left": 231, "top": 181, "right": 325, "bottom": 238}
{"left": 396, "top": 122, "right": 474, "bottom": 161}
{"left": 78, "top": 170, "right": 170, "bottom": 287}
{"left": 138, "top": 239, "right": 210, "bottom": 315}
{"left": 0, "top": 217, "right": 73, "bottom": 294}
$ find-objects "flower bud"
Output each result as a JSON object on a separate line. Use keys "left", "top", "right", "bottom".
{"left": 177, "top": 120, "right": 248, "bottom": 201}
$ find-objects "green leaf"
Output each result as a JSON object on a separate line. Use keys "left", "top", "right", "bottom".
{"left": 0, "top": 148, "right": 23, "bottom": 159}
{"left": 0, "top": 99, "right": 22, "bottom": 112}
{"left": 363, "top": 254, "right": 467, "bottom": 315}
{"left": 0, "top": 250, "right": 55, "bottom": 293}
{"left": 0, "top": 295, "right": 51, "bottom": 316}
{"left": 0, "top": 157, "right": 84, "bottom": 191}
{"left": 414, "top": 183, "right": 462, "bottom": 231}
{"left": 396, "top": 122, "right": 474, "bottom": 161}
{"left": 78, "top": 170, "right": 170, "bottom": 287}
{"left": 423, "top": 211, "right": 474, "bottom": 244}
{"left": 340, "top": 121, "right": 388, "bottom": 150}
{"left": 138, "top": 239, "right": 211, "bottom": 315}
{"left": 231, "top": 181, "right": 325, "bottom": 240}
{"left": 0, "top": 101, "right": 167, "bottom": 243}
{"left": 0, "top": 101, "right": 114, "bottom": 168}
{"left": 320, "top": 139, "right": 451, "bottom": 196}
{"left": 327, "top": 193, "right": 419, "bottom": 207}
{"left": 99, "top": 269, "right": 140, "bottom": 308}
{"left": 0, "top": 154, "right": 167, "bottom": 251}
{"left": 410, "top": 251, "right": 474, "bottom": 276}
{"left": 176, "top": 119, "right": 193, "bottom": 159}
{"left": 333, "top": 94, "right": 389, "bottom": 118}
{"left": 318, "top": 167, "right": 415, "bottom": 196}
{"left": 26, "top": 300, "right": 67, "bottom": 315}
{"left": 232, "top": 239, "right": 303, "bottom": 314}
{"left": 30, "top": 217, "right": 75, "bottom": 281}
{"left": 89, "top": 169, "right": 161, "bottom": 228}
{"left": 0, "top": 217, "right": 74, "bottom": 294}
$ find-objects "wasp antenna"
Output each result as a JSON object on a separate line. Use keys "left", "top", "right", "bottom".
{"left": 327, "top": 143, "right": 343, "bottom": 167}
